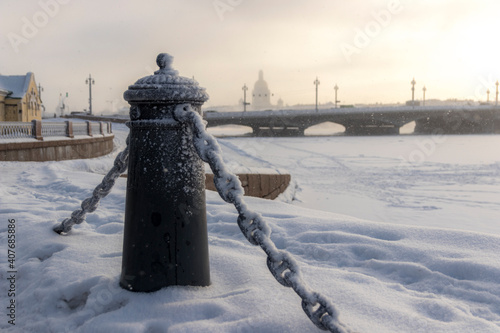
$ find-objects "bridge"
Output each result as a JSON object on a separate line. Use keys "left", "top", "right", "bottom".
{"left": 204, "top": 105, "right": 500, "bottom": 136}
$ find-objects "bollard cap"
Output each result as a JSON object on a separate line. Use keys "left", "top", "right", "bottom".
{"left": 124, "top": 53, "right": 209, "bottom": 104}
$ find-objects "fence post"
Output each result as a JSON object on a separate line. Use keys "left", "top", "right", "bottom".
{"left": 99, "top": 121, "right": 104, "bottom": 135}
{"left": 66, "top": 121, "right": 74, "bottom": 138}
{"left": 32, "top": 119, "right": 43, "bottom": 140}
{"left": 86, "top": 121, "right": 92, "bottom": 137}
{"left": 120, "top": 53, "right": 210, "bottom": 292}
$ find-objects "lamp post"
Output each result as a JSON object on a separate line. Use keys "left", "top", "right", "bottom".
{"left": 487, "top": 89, "right": 490, "bottom": 103}
{"left": 334, "top": 84, "right": 339, "bottom": 108}
{"left": 314, "top": 77, "right": 320, "bottom": 112}
{"left": 242, "top": 84, "right": 250, "bottom": 112}
{"left": 422, "top": 86, "right": 426, "bottom": 106}
{"left": 496, "top": 81, "right": 499, "bottom": 107}
{"left": 86, "top": 74, "right": 95, "bottom": 115}
{"left": 411, "top": 78, "right": 416, "bottom": 107}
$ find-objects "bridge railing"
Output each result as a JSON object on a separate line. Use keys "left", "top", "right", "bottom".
{"left": 0, "top": 120, "right": 113, "bottom": 140}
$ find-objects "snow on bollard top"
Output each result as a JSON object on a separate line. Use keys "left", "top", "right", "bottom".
{"left": 123, "top": 53, "right": 209, "bottom": 104}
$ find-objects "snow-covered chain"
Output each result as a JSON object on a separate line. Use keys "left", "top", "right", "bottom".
{"left": 173, "top": 104, "right": 352, "bottom": 333}
{"left": 53, "top": 135, "right": 130, "bottom": 234}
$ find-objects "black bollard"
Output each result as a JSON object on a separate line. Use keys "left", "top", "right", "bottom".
{"left": 120, "top": 53, "right": 210, "bottom": 292}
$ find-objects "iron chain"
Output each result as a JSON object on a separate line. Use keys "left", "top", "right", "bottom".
{"left": 174, "top": 104, "right": 352, "bottom": 333}
{"left": 53, "top": 135, "right": 130, "bottom": 234}
{"left": 53, "top": 105, "right": 353, "bottom": 332}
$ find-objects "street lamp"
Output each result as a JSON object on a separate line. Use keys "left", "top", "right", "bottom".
{"left": 242, "top": 84, "right": 250, "bottom": 112}
{"left": 487, "top": 89, "right": 490, "bottom": 103}
{"left": 411, "top": 78, "right": 416, "bottom": 107}
{"left": 496, "top": 81, "right": 499, "bottom": 107}
{"left": 86, "top": 74, "right": 95, "bottom": 115}
{"left": 314, "top": 77, "right": 320, "bottom": 112}
{"left": 334, "top": 84, "right": 340, "bottom": 108}
{"left": 422, "top": 86, "right": 426, "bottom": 106}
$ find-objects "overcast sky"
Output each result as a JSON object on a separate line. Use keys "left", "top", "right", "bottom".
{"left": 1, "top": 0, "right": 500, "bottom": 113}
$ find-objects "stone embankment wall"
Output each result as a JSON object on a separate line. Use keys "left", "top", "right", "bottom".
{"left": 0, "top": 135, "right": 114, "bottom": 161}
{"left": 205, "top": 173, "right": 291, "bottom": 200}
{"left": 119, "top": 172, "right": 291, "bottom": 200}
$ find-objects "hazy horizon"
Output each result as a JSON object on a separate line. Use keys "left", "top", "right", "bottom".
{"left": 2, "top": 0, "right": 499, "bottom": 114}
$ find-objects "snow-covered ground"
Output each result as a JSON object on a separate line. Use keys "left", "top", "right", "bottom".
{"left": 1, "top": 122, "right": 500, "bottom": 332}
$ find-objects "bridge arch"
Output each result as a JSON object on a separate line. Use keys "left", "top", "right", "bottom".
{"left": 400, "top": 120, "right": 416, "bottom": 134}
{"left": 304, "top": 121, "right": 345, "bottom": 135}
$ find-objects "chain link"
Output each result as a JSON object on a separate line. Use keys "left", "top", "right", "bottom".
{"left": 53, "top": 135, "right": 130, "bottom": 234}
{"left": 174, "top": 104, "right": 352, "bottom": 333}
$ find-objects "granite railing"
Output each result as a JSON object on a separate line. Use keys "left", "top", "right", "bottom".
{"left": 0, "top": 120, "right": 112, "bottom": 140}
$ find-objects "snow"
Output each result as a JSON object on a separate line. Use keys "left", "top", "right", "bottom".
{"left": 1, "top": 123, "right": 500, "bottom": 332}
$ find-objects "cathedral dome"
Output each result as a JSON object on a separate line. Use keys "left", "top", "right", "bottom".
{"left": 253, "top": 70, "right": 269, "bottom": 91}
{"left": 252, "top": 70, "right": 272, "bottom": 110}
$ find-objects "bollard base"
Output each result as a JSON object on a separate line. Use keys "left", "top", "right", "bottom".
{"left": 120, "top": 110, "right": 210, "bottom": 293}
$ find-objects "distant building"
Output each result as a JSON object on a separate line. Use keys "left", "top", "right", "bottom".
{"left": 405, "top": 100, "right": 420, "bottom": 107}
{"left": 252, "top": 70, "right": 272, "bottom": 110}
{"left": 0, "top": 72, "right": 42, "bottom": 122}
{"left": 277, "top": 97, "right": 284, "bottom": 109}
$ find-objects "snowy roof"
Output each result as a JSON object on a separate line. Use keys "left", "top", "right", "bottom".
{"left": 0, "top": 72, "right": 33, "bottom": 99}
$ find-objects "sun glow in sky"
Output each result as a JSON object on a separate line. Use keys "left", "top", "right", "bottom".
{"left": 1, "top": 0, "right": 499, "bottom": 113}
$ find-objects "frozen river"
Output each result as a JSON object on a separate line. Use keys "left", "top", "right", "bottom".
{"left": 212, "top": 125, "right": 500, "bottom": 236}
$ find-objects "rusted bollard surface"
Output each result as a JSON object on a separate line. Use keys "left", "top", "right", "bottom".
{"left": 120, "top": 53, "right": 210, "bottom": 292}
